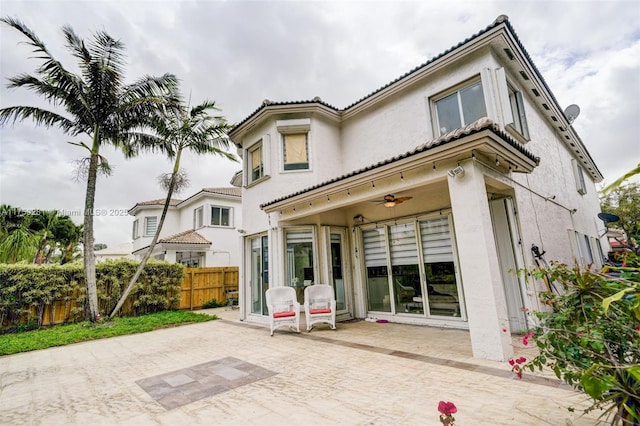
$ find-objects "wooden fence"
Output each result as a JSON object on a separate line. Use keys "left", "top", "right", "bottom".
{"left": 179, "top": 267, "right": 239, "bottom": 310}
{"left": 28, "top": 266, "right": 239, "bottom": 326}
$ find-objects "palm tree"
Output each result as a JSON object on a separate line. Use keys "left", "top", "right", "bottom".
{"left": 31, "top": 209, "right": 62, "bottom": 264}
{"left": 0, "top": 17, "right": 178, "bottom": 320}
{"left": 58, "top": 223, "right": 84, "bottom": 265}
{"left": 0, "top": 215, "right": 37, "bottom": 263}
{"left": 109, "top": 99, "right": 236, "bottom": 318}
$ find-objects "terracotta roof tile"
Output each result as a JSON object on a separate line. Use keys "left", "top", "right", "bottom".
{"left": 134, "top": 198, "right": 182, "bottom": 207}
{"left": 159, "top": 230, "right": 211, "bottom": 245}
{"left": 201, "top": 187, "right": 242, "bottom": 197}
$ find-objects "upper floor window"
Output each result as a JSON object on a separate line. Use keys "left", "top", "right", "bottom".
{"left": 144, "top": 216, "right": 157, "bottom": 237}
{"left": 507, "top": 84, "right": 529, "bottom": 139}
{"left": 249, "top": 142, "right": 264, "bottom": 183}
{"left": 132, "top": 219, "right": 139, "bottom": 240}
{"left": 193, "top": 206, "right": 204, "bottom": 229}
{"left": 211, "top": 206, "right": 231, "bottom": 227}
{"left": 435, "top": 81, "right": 486, "bottom": 135}
{"left": 283, "top": 133, "right": 309, "bottom": 170}
{"left": 571, "top": 159, "right": 587, "bottom": 195}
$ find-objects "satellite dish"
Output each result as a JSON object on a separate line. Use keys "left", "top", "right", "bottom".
{"left": 564, "top": 104, "right": 581, "bottom": 124}
{"left": 598, "top": 212, "right": 620, "bottom": 224}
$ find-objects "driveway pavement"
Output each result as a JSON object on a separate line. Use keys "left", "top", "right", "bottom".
{"left": 0, "top": 308, "right": 603, "bottom": 425}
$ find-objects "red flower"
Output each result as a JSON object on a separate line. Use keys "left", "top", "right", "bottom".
{"left": 502, "top": 327, "right": 508, "bottom": 333}
{"left": 438, "top": 401, "right": 457, "bottom": 416}
{"left": 508, "top": 359, "right": 515, "bottom": 366}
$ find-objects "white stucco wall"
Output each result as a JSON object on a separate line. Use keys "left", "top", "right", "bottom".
{"left": 131, "top": 208, "right": 180, "bottom": 252}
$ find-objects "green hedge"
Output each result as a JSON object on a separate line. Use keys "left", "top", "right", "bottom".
{"left": 0, "top": 260, "right": 184, "bottom": 330}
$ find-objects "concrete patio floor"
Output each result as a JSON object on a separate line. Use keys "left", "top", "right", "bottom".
{"left": 0, "top": 308, "right": 604, "bottom": 425}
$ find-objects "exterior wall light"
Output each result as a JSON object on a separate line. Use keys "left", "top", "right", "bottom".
{"left": 447, "top": 165, "right": 465, "bottom": 178}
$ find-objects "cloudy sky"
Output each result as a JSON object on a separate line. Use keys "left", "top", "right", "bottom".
{"left": 1, "top": 0, "right": 639, "bottom": 247}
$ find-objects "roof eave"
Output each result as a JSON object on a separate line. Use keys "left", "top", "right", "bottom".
{"left": 229, "top": 102, "right": 341, "bottom": 146}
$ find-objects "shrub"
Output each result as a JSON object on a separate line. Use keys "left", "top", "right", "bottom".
{"left": 202, "top": 299, "right": 225, "bottom": 309}
{"left": 0, "top": 260, "right": 184, "bottom": 331}
{"left": 525, "top": 261, "right": 639, "bottom": 425}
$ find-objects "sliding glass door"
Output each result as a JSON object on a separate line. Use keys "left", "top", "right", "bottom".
{"left": 362, "top": 215, "right": 463, "bottom": 318}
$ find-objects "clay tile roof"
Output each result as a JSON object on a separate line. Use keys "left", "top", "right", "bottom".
{"left": 201, "top": 187, "right": 242, "bottom": 197}
{"left": 133, "top": 198, "right": 182, "bottom": 207}
{"left": 158, "top": 230, "right": 211, "bottom": 245}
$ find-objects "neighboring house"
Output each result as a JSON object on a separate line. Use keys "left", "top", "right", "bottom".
{"left": 228, "top": 15, "right": 607, "bottom": 361}
{"left": 94, "top": 242, "right": 134, "bottom": 262}
{"left": 129, "top": 187, "right": 242, "bottom": 267}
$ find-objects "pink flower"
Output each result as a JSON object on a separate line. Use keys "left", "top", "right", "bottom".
{"left": 438, "top": 401, "right": 457, "bottom": 416}
{"left": 508, "top": 359, "right": 515, "bottom": 366}
{"left": 502, "top": 327, "right": 507, "bottom": 333}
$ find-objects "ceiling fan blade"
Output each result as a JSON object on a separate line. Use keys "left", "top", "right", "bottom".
{"left": 395, "top": 197, "right": 413, "bottom": 204}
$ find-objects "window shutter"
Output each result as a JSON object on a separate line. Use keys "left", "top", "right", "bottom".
{"left": 420, "top": 217, "right": 454, "bottom": 263}
{"left": 363, "top": 228, "right": 388, "bottom": 267}
{"left": 389, "top": 224, "right": 418, "bottom": 265}
{"left": 481, "top": 68, "right": 499, "bottom": 123}
{"left": 262, "top": 134, "right": 270, "bottom": 176}
{"left": 495, "top": 67, "right": 514, "bottom": 126}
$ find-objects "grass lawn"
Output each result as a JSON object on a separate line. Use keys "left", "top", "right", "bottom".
{"left": 0, "top": 310, "right": 217, "bottom": 356}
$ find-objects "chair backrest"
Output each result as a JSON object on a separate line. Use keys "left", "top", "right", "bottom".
{"left": 266, "top": 287, "right": 297, "bottom": 312}
{"left": 305, "top": 284, "right": 335, "bottom": 306}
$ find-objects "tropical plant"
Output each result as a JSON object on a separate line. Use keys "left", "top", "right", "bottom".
{"left": 0, "top": 214, "right": 37, "bottom": 263}
{"left": 0, "top": 17, "right": 179, "bottom": 320}
{"left": 109, "top": 99, "right": 236, "bottom": 318}
{"left": 602, "top": 162, "right": 640, "bottom": 194}
{"left": 525, "top": 262, "right": 639, "bottom": 425}
{"left": 601, "top": 183, "right": 640, "bottom": 250}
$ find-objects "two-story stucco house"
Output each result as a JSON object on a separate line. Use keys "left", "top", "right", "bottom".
{"left": 228, "top": 15, "right": 607, "bottom": 361}
{"left": 129, "top": 187, "right": 242, "bottom": 267}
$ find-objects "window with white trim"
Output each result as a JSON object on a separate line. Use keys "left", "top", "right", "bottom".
{"left": 434, "top": 81, "right": 487, "bottom": 135}
{"left": 277, "top": 118, "right": 311, "bottom": 172}
{"left": 144, "top": 216, "right": 157, "bottom": 237}
{"left": 132, "top": 219, "right": 139, "bottom": 240}
{"left": 572, "top": 159, "right": 587, "bottom": 195}
{"left": 211, "top": 206, "right": 231, "bottom": 227}
{"left": 249, "top": 142, "right": 264, "bottom": 183}
{"left": 193, "top": 206, "right": 203, "bottom": 229}
{"left": 283, "top": 133, "right": 309, "bottom": 170}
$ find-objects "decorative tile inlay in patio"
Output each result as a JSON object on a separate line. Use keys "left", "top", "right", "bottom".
{"left": 136, "top": 356, "right": 276, "bottom": 409}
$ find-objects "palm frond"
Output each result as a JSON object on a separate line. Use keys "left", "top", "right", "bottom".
{"left": 602, "top": 163, "right": 640, "bottom": 194}
{"left": 0, "top": 105, "right": 76, "bottom": 132}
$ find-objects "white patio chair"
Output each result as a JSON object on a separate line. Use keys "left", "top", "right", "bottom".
{"left": 265, "top": 287, "right": 300, "bottom": 336}
{"left": 303, "top": 284, "right": 336, "bottom": 332}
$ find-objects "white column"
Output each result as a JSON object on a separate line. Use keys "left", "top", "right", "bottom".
{"left": 448, "top": 161, "right": 513, "bottom": 361}
{"left": 164, "top": 250, "right": 176, "bottom": 263}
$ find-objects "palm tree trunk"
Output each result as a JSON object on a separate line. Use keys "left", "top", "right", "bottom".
{"left": 83, "top": 133, "right": 100, "bottom": 321}
{"left": 109, "top": 149, "right": 182, "bottom": 318}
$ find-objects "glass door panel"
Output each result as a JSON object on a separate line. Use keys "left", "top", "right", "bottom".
{"left": 250, "top": 235, "right": 268, "bottom": 315}
{"left": 389, "top": 223, "right": 422, "bottom": 315}
{"left": 285, "top": 229, "right": 314, "bottom": 304}
{"left": 420, "top": 217, "right": 461, "bottom": 317}
{"left": 363, "top": 228, "right": 391, "bottom": 312}
{"left": 329, "top": 232, "right": 347, "bottom": 312}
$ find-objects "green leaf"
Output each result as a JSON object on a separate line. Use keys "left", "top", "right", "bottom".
{"left": 602, "top": 288, "right": 630, "bottom": 313}
{"left": 627, "top": 366, "right": 640, "bottom": 382}
{"left": 580, "top": 375, "right": 611, "bottom": 399}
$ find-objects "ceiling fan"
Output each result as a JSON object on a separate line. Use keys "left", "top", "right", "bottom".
{"left": 374, "top": 194, "right": 413, "bottom": 208}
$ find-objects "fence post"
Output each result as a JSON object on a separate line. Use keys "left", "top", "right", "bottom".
{"left": 189, "top": 269, "right": 195, "bottom": 310}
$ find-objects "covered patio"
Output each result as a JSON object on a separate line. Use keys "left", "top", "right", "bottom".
{"left": 0, "top": 308, "right": 602, "bottom": 425}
